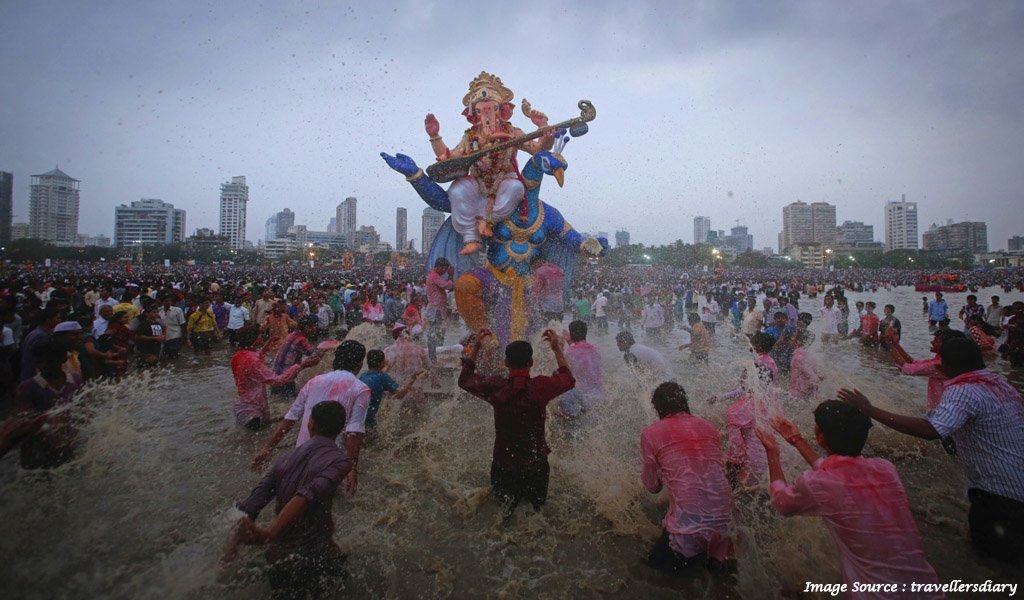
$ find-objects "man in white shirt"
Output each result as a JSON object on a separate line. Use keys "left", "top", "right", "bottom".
{"left": 158, "top": 295, "right": 187, "bottom": 358}
{"left": 818, "top": 294, "right": 842, "bottom": 345}
{"left": 252, "top": 340, "right": 371, "bottom": 493}
{"left": 93, "top": 304, "right": 114, "bottom": 338}
{"left": 641, "top": 298, "right": 665, "bottom": 341}
{"left": 225, "top": 297, "right": 251, "bottom": 347}
{"left": 592, "top": 291, "right": 609, "bottom": 333}
{"left": 93, "top": 288, "right": 118, "bottom": 319}
{"left": 700, "top": 292, "right": 720, "bottom": 335}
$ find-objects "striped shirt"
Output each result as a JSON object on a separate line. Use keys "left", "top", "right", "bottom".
{"left": 928, "top": 369, "right": 1024, "bottom": 502}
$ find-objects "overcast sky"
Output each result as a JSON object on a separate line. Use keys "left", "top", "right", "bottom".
{"left": 2, "top": 1, "right": 1023, "bottom": 251}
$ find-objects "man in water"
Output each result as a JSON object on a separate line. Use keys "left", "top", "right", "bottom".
{"left": 458, "top": 328, "right": 575, "bottom": 515}
{"left": 838, "top": 337, "right": 1024, "bottom": 562}
{"left": 270, "top": 316, "right": 319, "bottom": 397}
{"left": 558, "top": 320, "right": 604, "bottom": 419}
{"left": 253, "top": 341, "right": 370, "bottom": 494}
{"left": 641, "top": 381, "right": 734, "bottom": 574}
{"left": 755, "top": 404, "right": 942, "bottom": 594}
{"left": 425, "top": 258, "right": 455, "bottom": 362}
{"left": 928, "top": 292, "right": 948, "bottom": 328}
{"left": 233, "top": 401, "right": 352, "bottom": 599}
{"left": 616, "top": 331, "right": 673, "bottom": 381}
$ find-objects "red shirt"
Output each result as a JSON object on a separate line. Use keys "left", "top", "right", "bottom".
{"left": 458, "top": 359, "right": 575, "bottom": 470}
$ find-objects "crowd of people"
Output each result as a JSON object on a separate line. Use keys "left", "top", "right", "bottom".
{"left": 1, "top": 259, "right": 1023, "bottom": 597}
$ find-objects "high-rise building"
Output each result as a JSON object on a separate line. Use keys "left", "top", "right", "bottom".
{"left": 218, "top": 176, "right": 248, "bottom": 250}
{"left": 29, "top": 167, "right": 80, "bottom": 244}
{"left": 693, "top": 216, "right": 711, "bottom": 245}
{"left": 1007, "top": 236, "right": 1023, "bottom": 252}
{"left": 615, "top": 230, "right": 630, "bottom": 247}
{"left": 396, "top": 207, "right": 408, "bottom": 252}
{"left": 781, "top": 201, "right": 836, "bottom": 252}
{"left": 721, "top": 225, "right": 753, "bottom": 253}
{"left": 884, "top": 195, "right": 918, "bottom": 251}
{"left": 264, "top": 214, "right": 278, "bottom": 243}
{"left": 336, "top": 197, "right": 357, "bottom": 243}
{"left": 922, "top": 221, "right": 987, "bottom": 254}
{"left": 421, "top": 207, "right": 446, "bottom": 254}
{"left": 11, "top": 222, "right": 29, "bottom": 240}
{"left": 837, "top": 220, "right": 874, "bottom": 244}
{"left": 114, "top": 198, "right": 186, "bottom": 247}
{"left": 328, "top": 217, "right": 337, "bottom": 232}
{"left": 275, "top": 208, "right": 295, "bottom": 240}
{"left": 0, "top": 171, "right": 12, "bottom": 245}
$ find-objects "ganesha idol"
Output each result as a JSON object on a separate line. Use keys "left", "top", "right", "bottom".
{"left": 381, "top": 71, "right": 607, "bottom": 346}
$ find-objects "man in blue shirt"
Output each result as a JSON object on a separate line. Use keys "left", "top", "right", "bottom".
{"left": 928, "top": 292, "right": 949, "bottom": 327}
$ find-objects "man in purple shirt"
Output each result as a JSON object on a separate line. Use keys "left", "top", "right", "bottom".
{"left": 233, "top": 401, "right": 352, "bottom": 599}
{"left": 15, "top": 340, "right": 84, "bottom": 469}
{"left": 19, "top": 306, "right": 61, "bottom": 382}
{"left": 271, "top": 316, "right": 319, "bottom": 397}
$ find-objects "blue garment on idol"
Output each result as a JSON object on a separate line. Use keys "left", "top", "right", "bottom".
{"left": 358, "top": 371, "right": 400, "bottom": 428}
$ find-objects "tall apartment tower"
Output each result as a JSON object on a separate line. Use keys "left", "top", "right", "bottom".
{"left": 114, "top": 198, "right": 186, "bottom": 247}
{"left": 396, "top": 207, "right": 408, "bottom": 252}
{"left": 29, "top": 167, "right": 80, "bottom": 244}
{"left": 693, "top": 216, "right": 711, "bottom": 245}
{"left": 885, "top": 195, "right": 919, "bottom": 250}
{"left": 0, "top": 171, "right": 12, "bottom": 245}
{"left": 336, "top": 197, "right": 357, "bottom": 243}
{"left": 781, "top": 201, "right": 836, "bottom": 251}
{"left": 615, "top": 229, "right": 630, "bottom": 247}
{"left": 275, "top": 208, "right": 295, "bottom": 240}
{"left": 219, "top": 176, "right": 248, "bottom": 250}
{"left": 421, "top": 207, "right": 446, "bottom": 254}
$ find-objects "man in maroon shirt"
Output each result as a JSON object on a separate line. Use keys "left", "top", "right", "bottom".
{"left": 458, "top": 328, "right": 575, "bottom": 515}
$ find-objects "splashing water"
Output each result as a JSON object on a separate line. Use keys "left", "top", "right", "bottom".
{"left": 0, "top": 287, "right": 1019, "bottom": 598}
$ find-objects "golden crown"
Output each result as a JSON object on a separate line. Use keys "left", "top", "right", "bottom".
{"left": 462, "top": 71, "right": 513, "bottom": 106}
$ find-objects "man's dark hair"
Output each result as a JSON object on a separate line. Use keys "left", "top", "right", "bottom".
{"left": 814, "top": 400, "right": 872, "bottom": 456}
{"left": 687, "top": 312, "right": 701, "bottom": 325}
{"left": 33, "top": 339, "right": 67, "bottom": 367}
{"left": 505, "top": 340, "right": 533, "bottom": 369}
{"left": 884, "top": 304, "right": 895, "bottom": 313}
{"left": 235, "top": 325, "right": 260, "bottom": 349}
{"left": 433, "top": 258, "right": 450, "bottom": 269}
{"left": 366, "top": 349, "right": 386, "bottom": 369}
{"left": 37, "top": 306, "right": 61, "bottom": 326}
{"left": 652, "top": 382, "right": 690, "bottom": 419}
{"left": 940, "top": 337, "right": 985, "bottom": 377}
{"left": 568, "top": 320, "right": 587, "bottom": 342}
{"left": 798, "top": 312, "right": 813, "bottom": 325}
{"left": 751, "top": 332, "right": 775, "bottom": 353}
{"left": 333, "top": 340, "right": 366, "bottom": 372}
{"left": 311, "top": 401, "right": 347, "bottom": 438}
{"left": 966, "top": 295, "right": 977, "bottom": 302}
{"left": 616, "top": 330, "right": 635, "bottom": 348}
{"left": 991, "top": 296, "right": 1000, "bottom": 303}
{"left": 933, "top": 328, "right": 965, "bottom": 345}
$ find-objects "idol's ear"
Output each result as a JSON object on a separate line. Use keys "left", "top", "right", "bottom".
{"left": 462, "top": 106, "right": 479, "bottom": 124}
{"left": 499, "top": 102, "right": 515, "bottom": 121}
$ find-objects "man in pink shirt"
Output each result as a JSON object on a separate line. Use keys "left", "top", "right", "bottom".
{"left": 889, "top": 328, "right": 965, "bottom": 410}
{"left": 789, "top": 332, "right": 821, "bottom": 400}
{"left": 641, "top": 382, "right": 734, "bottom": 574}
{"left": 230, "top": 326, "right": 321, "bottom": 430}
{"left": 756, "top": 403, "right": 942, "bottom": 598}
{"left": 558, "top": 320, "right": 604, "bottom": 419}
{"left": 425, "top": 258, "right": 455, "bottom": 362}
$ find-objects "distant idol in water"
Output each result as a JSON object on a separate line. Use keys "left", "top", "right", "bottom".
{"left": 381, "top": 71, "right": 607, "bottom": 345}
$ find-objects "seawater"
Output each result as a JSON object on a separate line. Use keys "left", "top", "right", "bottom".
{"left": 1, "top": 287, "right": 1021, "bottom": 599}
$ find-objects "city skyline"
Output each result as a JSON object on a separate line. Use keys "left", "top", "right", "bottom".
{"left": 2, "top": 2, "right": 1023, "bottom": 251}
